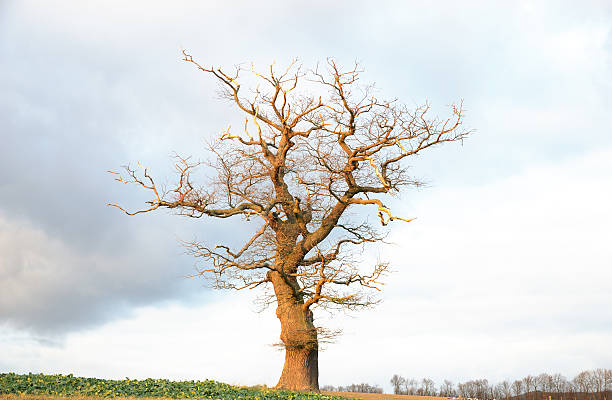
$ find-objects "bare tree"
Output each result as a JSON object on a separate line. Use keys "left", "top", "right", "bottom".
{"left": 458, "top": 379, "right": 490, "bottom": 399}
{"left": 422, "top": 378, "right": 437, "bottom": 396}
{"left": 551, "top": 373, "right": 568, "bottom": 396}
{"left": 323, "top": 383, "right": 382, "bottom": 393}
{"left": 592, "top": 369, "right": 608, "bottom": 400}
{"left": 476, "top": 379, "right": 491, "bottom": 399}
{"left": 494, "top": 382, "right": 505, "bottom": 400}
{"left": 440, "top": 379, "right": 457, "bottom": 397}
{"left": 391, "top": 375, "right": 407, "bottom": 395}
{"left": 604, "top": 369, "right": 612, "bottom": 396}
{"left": 406, "top": 378, "right": 420, "bottom": 395}
{"left": 523, "top": 376, "right": 537, "bottom": 400}
{"left": 538, "top": 373, "right": 554, "bottom": 395}
{"left": 458, "top": 382, "right": 469, "bottom": 398}
{"left": 498, "top": 380, "right": 512, "bottom": 400}
{"left": 512, "top": 380, "right": 525, "bottom": 399}
{"left": 109, "top": 53, "right": 468, "bottom": 391}
{"left": 341, "top": 383, "right": 383, "bottom": 394}
{"left": 387, "top": 370, "right": 609, "bottom": 400}
{"left": 574, "top": 371, "right": 593, "bottom": 399}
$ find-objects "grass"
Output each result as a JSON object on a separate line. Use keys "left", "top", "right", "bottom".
{"left": 0, "top": 373, "right": 353, "bottom": 400}
{"left": 0, "top": 396, "right": 171, "bottom": 400}
{"left": 0, "top": 396, "right": 185, "bottom": 400}
{"left": 0, "top": 373, "right": 455, "bottom": 400}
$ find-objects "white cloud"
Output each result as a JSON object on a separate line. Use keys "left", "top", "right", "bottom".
{"left": 1, "top": 0, "right": 611, "bottom": 393}
{"left": 0, "top": 295, "right": 283, "bottom": 386}
{"left": 320, "top": 147, "right": 612, "bottom": 387}
{"left": 2, "top": 148, "right": 610, "bottom": 391}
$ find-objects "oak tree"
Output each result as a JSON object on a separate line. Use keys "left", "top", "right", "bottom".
{"left": 109, "top": 52, "right": 469, "bottom": 391}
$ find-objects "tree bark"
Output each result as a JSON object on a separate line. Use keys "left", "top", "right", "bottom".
{"left": 276, "top": 341, "right": 319, "bottom": 391}
{"left": 272, "top": 272, "right": 319, "bottom": 391}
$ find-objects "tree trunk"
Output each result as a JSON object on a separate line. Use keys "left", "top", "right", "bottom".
{"left": 276, "top": 342, "right": 319, "bottom": 391}
{"left": 273, "top": 291, "right": 319, "bottom": 391}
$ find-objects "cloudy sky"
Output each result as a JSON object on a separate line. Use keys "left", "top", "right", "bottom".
{"left": 1, "top": 0, "right": 611, "bottom": 393}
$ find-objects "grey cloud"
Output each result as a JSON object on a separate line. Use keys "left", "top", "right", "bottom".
{"left": 0, "top": 210, "right": 211, "bottom": 335}
{"left": 0, "top": 2, "right": 250, "bottom": 335}
{"left": 1, "top": 0, "right": 611, "bottom": 339}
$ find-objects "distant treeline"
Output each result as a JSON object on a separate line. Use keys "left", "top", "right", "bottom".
{"left": 389, "top": 369, "right": 611, "bottom": 399}
{"left": 321, "top": 383, "right": 383, "bottom": 394}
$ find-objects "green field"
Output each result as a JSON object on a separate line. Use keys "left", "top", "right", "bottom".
{"left": 0, "top": 373, "right": 351, "bottom": 400}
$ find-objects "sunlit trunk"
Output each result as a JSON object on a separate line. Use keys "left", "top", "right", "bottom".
{"left": 272, "top": 274, "right": 319, "bottom": 391}
{"left": 276, "top": 340, "right": 319, "bottom": 391}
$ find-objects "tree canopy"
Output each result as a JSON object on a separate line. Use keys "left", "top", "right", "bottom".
{"left": 110, "top": 53, "right": 469, "bottom": 391}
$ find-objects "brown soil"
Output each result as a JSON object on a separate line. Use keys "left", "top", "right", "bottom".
{"left": 321, "top": 392, "right": 452, "bottom": 400}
